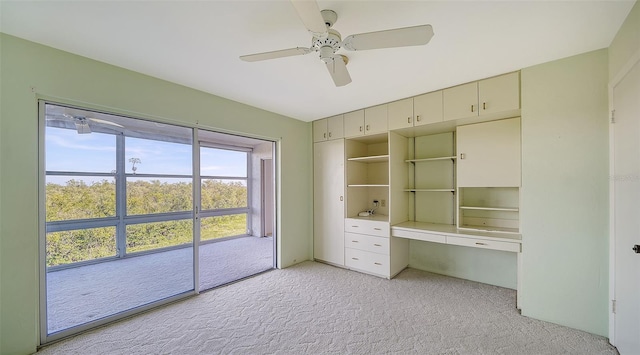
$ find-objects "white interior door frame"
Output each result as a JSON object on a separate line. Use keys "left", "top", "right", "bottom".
{"left": 608, "top": 48, "right": 640, "bottom": 346}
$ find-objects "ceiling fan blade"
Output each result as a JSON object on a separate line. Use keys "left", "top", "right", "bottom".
{"left": 88, "top": 117, "right": 124, "bottom": 128}
{"left": 325, "top": 55, "right": 351, "bottom": 87}
{"left": 290, "top": 0, "right": 327, "bottom": 37}
{"left": 240, "top": 47, "right": 312, "bottom": 62}
{"left": 342, "top": 25, "right": 434, "bottom": 51}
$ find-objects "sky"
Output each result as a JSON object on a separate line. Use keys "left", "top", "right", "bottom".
{"left": 45, "top": 127, "right": 247, "bottom": 185}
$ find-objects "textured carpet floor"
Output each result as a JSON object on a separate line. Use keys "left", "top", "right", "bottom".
{"left": 47, "top": 236, "right": 273, "bottom": 333}
{"left": 38, "top": 261, "right": 617, "bottom": 354}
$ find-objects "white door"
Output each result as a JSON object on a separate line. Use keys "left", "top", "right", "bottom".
{"left": 612, "top": 58, "right": 640, "bottom": 354}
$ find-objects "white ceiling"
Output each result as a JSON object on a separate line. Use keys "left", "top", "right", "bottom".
{"left": 0, "top": 1, "right": 635, "bottom": 122}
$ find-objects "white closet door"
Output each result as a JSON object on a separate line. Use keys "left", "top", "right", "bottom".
{"left": 313, "top": 139, "right": 345, "bottom": 265}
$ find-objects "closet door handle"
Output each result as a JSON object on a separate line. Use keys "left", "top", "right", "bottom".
{"left": 323, "top": 133, "right": 326, "bottom": 138}
{"left": 483, "top": 102, "right": 487, "bottom": 110}
{"left": 460, "top": 153, "right": 465, "bottom": 160}
{"left": 359, "top": 126, "right": 363, "bottom": 132}
{"left": 366, "top": 124, "right": 370, "bottom": 131}
{"left": 416, "top": 115, "right": 421, "bottom": 122}
{"left": 471, "top": 104, "right": 475, "bottom": 113}
{"left": 407, "top": 117, "right": 411, "bottom": 124}
{"left": 328, "top": 132, "right": 332, "bottom": 138}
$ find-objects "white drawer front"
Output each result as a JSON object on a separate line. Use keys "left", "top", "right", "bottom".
{"left": 345, "top": 219, "right": 389, "bottom": 237}
{"left": 446, "top": 236, "right": 521, "bottom": 253}
{"left": 344, "top": 232, "right": 390, "bottom": 255}
{"left": 345, "top": 248, "right": 389, "bottom": 277}
{"left": 391, "top": 228, "right": 446, "bottom": 244}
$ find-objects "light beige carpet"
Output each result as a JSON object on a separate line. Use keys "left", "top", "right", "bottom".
{"left": 37, "top": 261, "right": 617, "bottom": 354}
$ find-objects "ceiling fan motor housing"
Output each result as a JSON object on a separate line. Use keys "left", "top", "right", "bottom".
{"left": 313, "top": 28, "right": 341, "bottom": 63}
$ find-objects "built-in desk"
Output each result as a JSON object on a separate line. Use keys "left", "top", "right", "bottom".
{"left": 392, "top": 221, "right": 522, "bottom": 308}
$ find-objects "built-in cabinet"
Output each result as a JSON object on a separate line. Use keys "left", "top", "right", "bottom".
{"left": 313, "top": 114, "right": 344, "bottom": 142}
{"left": 443, "top": 72, "right": 520, "bottom": 121}
{"left": 344, "top": 105, "right": 388, "bottom": 138}
{"left": 313, "top": 71, "right": 522, "bottom": 294}
{"left": 313, "top": 139, "right": 345, "bottom": 266}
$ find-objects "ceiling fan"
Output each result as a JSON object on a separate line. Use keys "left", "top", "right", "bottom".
{"left": 46, "top": 113, "right": 124, "bottom": 134}
{"left": 240, "top": 0, "right": 434, "bottom": 87}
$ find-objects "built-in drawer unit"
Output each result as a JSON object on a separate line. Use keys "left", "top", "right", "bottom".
{"left": 446, "top": 235, "right": 521, "bottom": 253}
{"left": 345, "top": 218, "right": 389, "bottom": 237}
{"left": 344, "top": 232, "right": 390, "bottom": 255}
{"left": 345, "top": 247, "right": 389, "bottom": 276}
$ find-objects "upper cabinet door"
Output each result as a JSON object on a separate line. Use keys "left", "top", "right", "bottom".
{"left": 414, "top": 91, "right": 443, "bottom": 126}
{"left": 364, "top": 104, "right": 388, "bottom": 135}
{"left": 313, "top": 119, "right": 328, "bottom": 142}
{"left": 479, "top": 72, "right": 520, "bottom": 115}
{"left": 327, "top": 114, "right": 344, "bottom": 140}
{"left": 457, "top": 117, "right": 521, "bottom": 187}
{"left": 388, "top": 98, "right": 414, "bottom": 130}
{"left": 443, "top": 82, "right": 478, "bottom": 122}
{"left": 344, "top": 110, "right": 365, "bottom": 138}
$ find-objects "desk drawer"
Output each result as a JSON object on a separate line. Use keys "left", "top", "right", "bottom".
{"left": 345, "top": 219, "right": 389, "bottom": 237}
{"left": 392, "top": 228, "right": 446, "bottom": 243}
{"left": 447, "top": 236, "right": 521, "bottom": 253}
{"left": 345, "top": 248, "right": 389, "bottom": 277}
{"left": 344, "top": 232, "right": 389, "bottom": 255}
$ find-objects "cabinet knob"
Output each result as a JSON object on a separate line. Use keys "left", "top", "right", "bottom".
{"left": 366, "top": 124, "right": 370, "bottom": 131}
{"left": 323, "top": 133, "right": 326, "bottom": 138}
{"left": 471, "top": 104, "right": 475, "bottom": 113}
{"left": 328, "top": 132, "right": 332, "bottom": 138}
{"left": 359, "top": 126, "right": 363, "bottom": 132}
{"left": 407, "top": 117, "right": 411, "bottom": 124}
{"left": 460, "top": 153, "right": 465, "bottom": 160}
{"left": 340, "top": 196, "right": 343, "bottom": 201}
{"left": 483, "top": 102, "right": 487, "bottom": 110}
{"left": 416, "top": 115, "right": 421, "bottom": 122}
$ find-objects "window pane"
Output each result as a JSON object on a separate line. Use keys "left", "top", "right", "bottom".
{"left": 45, "top": 126, "right": 116, "bottom": 173}
{"left": 127, "top": 178, "right": 193, "bottom": 215}
{"left": 126, "top": 137, "right": 192, "bottom": 175}
{"left": 201, "top": 179, "right": 247, "bottom": 210}
{"left": 200, "top": 147, "right": 247, "bottom": 177}
{"left": 46, "top": 176, "right": 116, "bottom": 222}
{"left": 46, "top": 227, "right": 117, "bottom": 267}
{"left": 201, "top": 214, "right": 247, "bottom": 241}
{"left": 126, "top": 220, "right": 193, "bottom": 253}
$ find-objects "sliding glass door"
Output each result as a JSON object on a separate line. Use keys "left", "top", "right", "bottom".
{"left": 40, "top": 102, "right": 276, "bottom": 343}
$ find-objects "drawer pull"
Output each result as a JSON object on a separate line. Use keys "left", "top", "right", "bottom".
{"left": 351, "top": 240, "right": 359, "bottom": 243}
{"left": 351, "top": 225, "right": 359, "bottom": 228}
{"left": 374, "top": 262, "right": 382, "bottom": 265}
{"left": 373, "top": 244, "right": 382, "bottom": 247}
{"left": 475, "top": 242, "right": 487, "bottom": 246}
{"left": 373, "top": 228, "right": 382, "bottom": 231}
{"left": 352, "top": 257, "right": 359, "bottom": 261}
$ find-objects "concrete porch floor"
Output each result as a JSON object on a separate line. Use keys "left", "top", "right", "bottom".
{"left": 46, "top": 236, "right": 274, "bottom": 334}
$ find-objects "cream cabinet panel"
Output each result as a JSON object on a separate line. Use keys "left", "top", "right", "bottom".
{"left": 313, "top": 119, "right": 328, "bottom": 142}
{"left": 457, "top": 117, "right": 521, "bottom": 187}
{"left": 388, "top": 98, "right": 414, "bottom": 130}
{"left": 364, "top": 104, "right": 388, "bottom": 135}
{"left": 313, "top": 139, "right": 345, "bottom": 265}
{"left": 327, "top": 114, "right": 344, "bottom": 140}
{"left": 414, "top": 91, "right": 443, "bottom": 126}
{"left": 479, "top": 72, "right": 520, "bottom": 115}
{"left": 443, "top": 82, "right": 478, "bottom": 122}
{"left": 344, "top": 110, "right": 365, "bottom": 138}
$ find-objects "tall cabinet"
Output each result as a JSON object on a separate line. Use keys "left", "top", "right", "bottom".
{"left": 313, "top": 139, "right": 345, "bottom": 266}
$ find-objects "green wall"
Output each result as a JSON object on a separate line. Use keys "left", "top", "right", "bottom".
{"left": 520, "top": 49, "right": 609, "bottom": 336}
{"left": 0, "top": 33, "right": 312, "bottom": 354}
{"left": 609, "top": 1, "right": 640, "bottom": 80}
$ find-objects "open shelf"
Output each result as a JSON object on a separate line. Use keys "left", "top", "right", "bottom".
{"left": 405, "top": 156, "right": 456, "bottom": 163}
{"left": 458, "top": 225, "right": 520, "bottom": 234}
{"left": 460, "top": 206, "right": 519, "bottom": 212}
{"left": 405, "top": 188, "right": 455, "bottom": 192}
{"left": 348, "top": 184, "right": 389, "bottom": 188}
{"left": 348, "top": 154, "right": 389, "bottom": 163}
